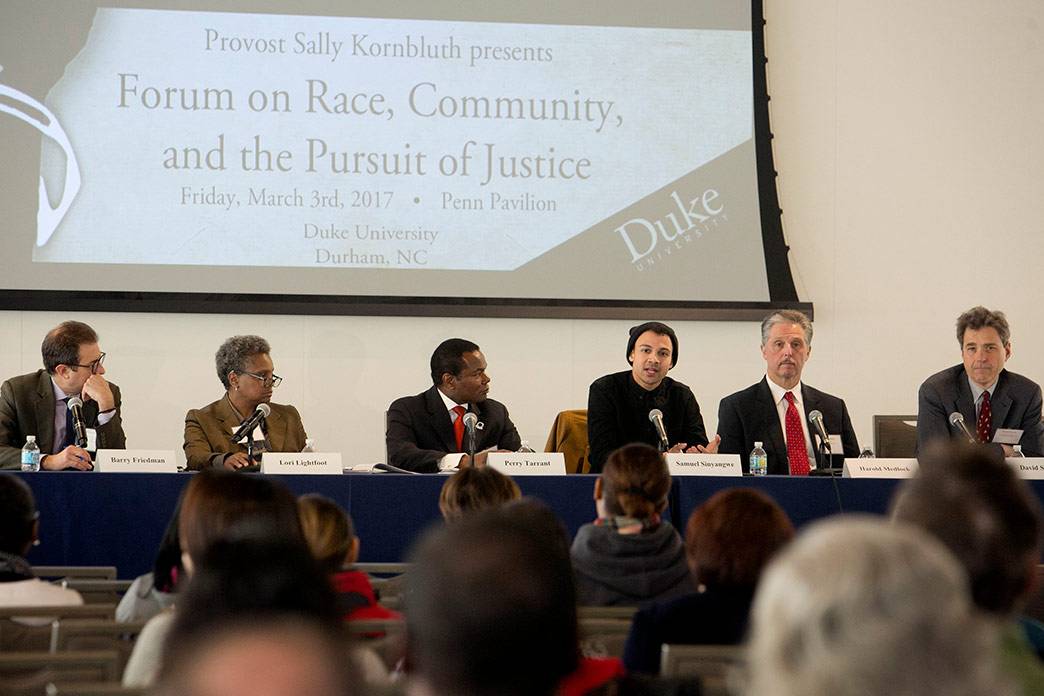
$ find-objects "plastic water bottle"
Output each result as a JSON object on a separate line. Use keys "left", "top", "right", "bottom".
{"left": 21, "top": 436, "right": 40, "bottom": 472}
{"left": 749, "top": 441, "right": 767, "bottom": 476}
{"left": 518, "top": 440, "right": 535, "bottom": 453}
{"left": 1012, "top": 444, "right": 1024, "bottom": 458}
{"left": 302, "top": 438, "right": 316, "bottom": 453}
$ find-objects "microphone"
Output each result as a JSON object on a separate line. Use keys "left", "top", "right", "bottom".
{"left": 648, "top": 409, "right": 669, "bottom": 452}
{"left": 949, "top": 412, "right": 977, "bottom": 444}
{"left": 67, "top": 396, "right": 88, "bottom": 448}
{"left": 463, "top": 412, "right": 479, "bottom": 459}
{"left": 808, "top": 410, "right": 831, "bottom": 451}
{"left": 230, "top": 403, "right": 271, "bottom": 443}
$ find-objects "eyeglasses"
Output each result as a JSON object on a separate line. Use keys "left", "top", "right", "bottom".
{"left": 237, "top": 370, "right": 282, "bottom": 388}
{"left": 68, "top": 352, "right": 106, "bottom": 374}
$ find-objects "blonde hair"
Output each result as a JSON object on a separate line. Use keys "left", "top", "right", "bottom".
{"left": 438, "top": 468, "right": 521, "bottom": 521}
{"left": 297, "top": 494, "right": 353, "bottom": 573}
{"left": 601, "top": 444, "right": 670, "bottom": 519}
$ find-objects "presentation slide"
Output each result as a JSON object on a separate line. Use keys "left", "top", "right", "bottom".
{"left": 0, "top": 1, "right": 781, "bottom": 307}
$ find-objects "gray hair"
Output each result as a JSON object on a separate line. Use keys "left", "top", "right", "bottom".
{"left": 760, "top": 310, "right": 813, "bottom": 347}
{"left": 956, "top": 306, "right": 1010, "bottom": 347}
{"left": 215, "top": 335, "right": 271, "bottom": 389}
{"left": 743, "top": 516, "right": 1012, "bottom": 696}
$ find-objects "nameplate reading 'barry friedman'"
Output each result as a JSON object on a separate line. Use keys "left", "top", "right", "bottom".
{"left": 843, "top": 458, "right": 917, "bottom": 479}
{"left": 486, "top": 452, "right": 567, "bottom": 476}
{"left": 261, "top": 452, "right": 343, "bottom": 475}
{"left": 665, "top": 453, "right": 743, "bottom": 477}
{"left": 1007, "top": 457, "right": 1044, "bottom": 480}
{"left": 95, "top": 449, "right": 178, "bottom": 473}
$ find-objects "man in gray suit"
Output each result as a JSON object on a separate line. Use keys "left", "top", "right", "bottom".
{"left": 917, "top": 306, "right": 1043, "bottom": 457}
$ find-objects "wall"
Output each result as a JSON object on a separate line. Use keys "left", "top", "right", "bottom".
{"left": 2, "top": 0, "right": 1042, "bottom": 465}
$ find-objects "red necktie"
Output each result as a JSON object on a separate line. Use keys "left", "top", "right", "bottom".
{"left": 784, "top": 392, "right": 810, "bottom": 476}
{"left": 976, "top": 391, "right": 992, "bottom": 444}
{"left": 452, "top": 405, "right": 466, "bottom": 451}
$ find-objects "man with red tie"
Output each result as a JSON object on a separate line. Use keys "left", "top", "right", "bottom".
{"left": 917, "top": 306, "right": 1043, "bottom": 457}
{"left": 385, "top": 338, "right": 521, "bottom": 473}
{"left": 717, "top": 310, "right": 860, "bottom": 475}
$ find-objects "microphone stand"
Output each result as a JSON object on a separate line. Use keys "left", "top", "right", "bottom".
{"left": 467, "top": 427, "right": 476, "bottom": 465}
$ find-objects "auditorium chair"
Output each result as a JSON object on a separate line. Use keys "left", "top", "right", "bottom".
{"left": 50, "top": 619, "right": 147, "bottom": 673}
{"left": 346, "top": 618, "right": 406, "bottom": 669}
{"left": 43, "top": 684, "right": 144, "bottom": 696}
{"left": 544, "top": 409, "right": 589, "bottom": 473}
{"left": 0, "top": 605, "right": 118, "bottom": 652}
{"left": 0, "top": 650, "right": 120, "bottom": 695}
{"left": 54, "top": 580, "right": 132, "bottom": 606}
{"left": 872, "top": 415, "right": 918, "bottom": 458}
{"left": 32, "top": 567, "right": 118, "bottom": 582}
{"left": 659, "top": 644, "right": 744, "bottom": 696}
{"left": 579, "top": 616, "right": 633, "bottom": 659}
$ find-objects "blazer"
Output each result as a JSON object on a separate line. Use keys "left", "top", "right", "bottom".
{"left": 717, "top": 377, "right": 860, "bottom": 474}
{"left": 183, "top": 396, "right": 308, "bottom": 470}
{"left": 0, "top": 369, "right": 126, "bottom": 469}
{"left": 385, "top": 385, "right": 521, "bottom": 473}
{"left": 916, "top": 364, "right": 1043, "bottom": 457}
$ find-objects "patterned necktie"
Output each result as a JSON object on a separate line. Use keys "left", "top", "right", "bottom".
{"left": 452, "top": 405, "right": 466, "bottom": 451}
{"left": 976, "top": 391, "right": 992, "bottom": 444}
{"left": 784, "top": 391, "right": 810, "bottom": 476}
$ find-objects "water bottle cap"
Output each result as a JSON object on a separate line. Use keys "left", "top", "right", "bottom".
{"left": 754, "top": 441, "right": 762, "bottom": 448}
{"left": 26, "top": 435, "right": 35, "bottom": 442}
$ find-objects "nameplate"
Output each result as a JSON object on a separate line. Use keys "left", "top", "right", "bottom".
{"left": 1007, "top": 457, "right": 1044, "bottom": 479}
{"left": 261, "top": 452, "right": 343, "bottom": 475}
{"left": 843, "top": 458, "right": 917, "bottom": 478}
{"left": 486, "top": 452, "right": 567, "bottom": 476}
{"left": 665, "top": 453, "right": 743, "bottom": 477}
{"left": 95, "top": 449, "right": 177, "bottom": 473}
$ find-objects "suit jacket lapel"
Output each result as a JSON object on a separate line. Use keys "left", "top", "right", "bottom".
{"left": 757, "top": 378, "right": 788, "bottom": 465}
{"left": 264, "top": 406, "right": 285, "bottom": 450}
{"left": 426, "top": 387, "right": 458, "bottom": 452}
{"left": 989, "top": 370, "right": 1013, "bottom": 431}
{"left": 955, "top": 371, "right": 977, "bottom": 430}
{"left": 34, "top": 371, "right": 57, "bottom": 454}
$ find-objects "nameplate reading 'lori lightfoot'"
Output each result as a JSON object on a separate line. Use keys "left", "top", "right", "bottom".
{"left": 665, "top": 453, "right": 742, "bottom": 477}
{"left": 1007, "top": 457, "right": 1044, "bottom": 480}
{"left": 843, "top": 458, "right": 917, "bottom": 479}
{"left": 485, "top": 452, "right": 566, "bottom": 476}
{"left": 95, "top": 449, "right": 178, "bottom": 473}
{"left": 261, "top": 452, "right": 343, "bottom": 475}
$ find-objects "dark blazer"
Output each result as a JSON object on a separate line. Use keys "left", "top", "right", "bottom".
{"left": 717, "top": 377, "right": 860, "bottom": 474}
{"left": 385, "top": 386, "right": 521, "bottom": 473}
{"left": 916, "top": 364, "right": 1043, "bottom": 457}
{"left": 0, "top": 369, "right": 126, "bottom": 469}
{"left": 184, "top": 396, "right": 308, "bottom": 470}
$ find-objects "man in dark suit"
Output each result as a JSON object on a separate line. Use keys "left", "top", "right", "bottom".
{"left": 386, "top": 338, "right": 521, "bottom": 473}
{"left": 718, "top": 310, "right": 859, "bottom": 474}
{"left": 917, "top": 306, "right": 1043, "bottom": 457}
{"left": 0, "top": 321, "right": 126, "bottom": 470}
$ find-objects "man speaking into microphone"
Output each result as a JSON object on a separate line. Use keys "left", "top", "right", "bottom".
{"left": 587, "top": 322, "right": 719, "bottom": 474}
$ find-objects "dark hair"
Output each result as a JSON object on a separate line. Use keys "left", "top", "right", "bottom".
{"left": 891, "top": 442, "right": 1042, "bottom": 615}
{"left": 0, "top": 474, "right": 36, "bottom": 555}
{"left": 685, "top": 488, "right": 794, "bottom": 589}
{"left": 41, "top": 321, "right": 98, "bottom": 374}
{"left": 626, "top": 322, "right": 678, "bottom": 367}
{"left": 405, "top": 503, "right": 578, "bottom": 696}
{"left": 430, "top": 338, "right": 480, "bottom": 386}
{"left": 439, "top": 467, "right": 521, "bottom": 521}
{"left": 601, "top": 443, "right": 671, "bottom": 519}
{"left": 151, "top": 496, "right": 185, "bottom": 594}
{"left": 298, "top": 494, "right": 354, "bottom": 574}
{"left": 215, "top": 335, "right": 271, "bottom": 389}
{"left": 956, "top": 306, "right": 1011, "bottom": 346}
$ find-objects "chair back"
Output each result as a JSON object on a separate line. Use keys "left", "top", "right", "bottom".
{"left": 0, "top": 650, "right": 120, "bottom": 694}
{"left": 50, "top": 619, "right": 147, "bottom": 673}
{"left": 660, "top": 644, "right": 744, "bottom": 696}
{"left": 32, "top": 567, "right": 118, "bottom": 581}
{"left": 579, "top": 616, "right": 633, "bottom": 659}
{"left": 544, "top": 409, "right": 589, "bottom": 473}
{"left": 0, "top": 605, "right": 118, "bottom": 652}
{"left": 872, "top": 415, "right": 918, "bottom": 458}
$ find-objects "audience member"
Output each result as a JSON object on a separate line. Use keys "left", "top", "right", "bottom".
{"left": 117, "top": 496, "right": 183, "bottom": 623}
{"left": 571, "top": 444, "right": 691, "bottom": 606}
{"left": 438, "top": 466, "right": 521, "bottom": 521}
{"left": 184, "top": 335, "right": 308, "bottom": 470}
{"left": 745, "top": 516, "right": 1011, "bottom": 696}
{"left": 891, "top": 442, "right": 1044, "bottom": 694}
{"left": 622, "top": 488, "right": 794, "bottom": 674}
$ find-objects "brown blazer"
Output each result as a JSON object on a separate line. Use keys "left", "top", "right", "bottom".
{"left": 183, "top": 396, "right": 307, "bottom": 470}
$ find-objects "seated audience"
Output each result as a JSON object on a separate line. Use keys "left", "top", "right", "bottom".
{"left": 745, "top": 516, "right": 1011, "bottom": 696}
{"left": 297, "top": 493, "right": 401, "bottom": 623}
{"left": 891, "top": 443, "right": 1044, "bottom": 694}
{"left": 116, "top": 496, "right": 183, "bottom": 623}
{"left": 571, "top": 444, "right": 691, "bottom": 606}
{"left": 438, "top": 466, "right": 521, "bottom": 521}
{"left": 184, "top": 335, "right": 307, "bottom": 470}
{"left": 622, "top": 488, "right": 794, "bottom": 674}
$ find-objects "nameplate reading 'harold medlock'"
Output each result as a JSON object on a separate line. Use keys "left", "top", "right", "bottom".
{"left": 1007, "top": 457, "right": 1044, "bottom": 480}
{"left": 261, "top": 452, "right": 343, "bottom": 475}
{"left": 485, "top": 452, "right": 567, "bottom": 476}
{"left": 95, "top": 449, "right": 178, "bottom": 473}
{"left": 843, "top": 458, "right": 917, "bottom": 479}
{"left": 665, "top": 453, "right": 743, "bottom": 477}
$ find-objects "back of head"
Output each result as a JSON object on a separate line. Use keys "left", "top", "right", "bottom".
{"left": 685, "top": 488, "right": 794, "bottom": 590}
{"left": 430, "top": 337, "right": 480, "bottom": 385}
{"left": 438, "top": 467, "right": 522, "bottom": 521}
{"left": 41, "top": 320, "right": 97, "bottom": 373}
{"left": 601, "top": 444, "right": 671, "bottom": 520}
{"left": 746, "top": 516, "right": 1010, "bottom": 696}
{"left": 405, "top": 504, "right": 578, "bottom": 696}
{"left": 298, "top": 494, "right": 354, "bottom": 574}
{"left": 0, "top": 474, "right": 36, "bottom": 556}
{"left": 891, "top": 442, "right": 1042, "bottom": 616}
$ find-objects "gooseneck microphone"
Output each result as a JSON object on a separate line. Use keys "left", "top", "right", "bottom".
{"left": 230, "top": 403, "right": 271, "bottom": 443}
{"left": 463, "top": 412, "right": 479, "bottom": 460}
{"left": 949, "top": 412, "right": 977, "bottom": 444}
{"left": 808, "top": 409, "right": 831, "bottom": 471}
{"left": 648, "top": 409, "right": 669, "bottom": 452}
{"left": 67, "top": 396, "right": 88, "bottom": 448}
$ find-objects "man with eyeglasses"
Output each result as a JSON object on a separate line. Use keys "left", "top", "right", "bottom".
{"left": 0, "top": 320, "right": 126, "bottom": 470}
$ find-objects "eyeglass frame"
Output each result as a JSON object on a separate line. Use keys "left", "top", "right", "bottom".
{"left": 236, "top": 370, "right": 283, "bottom": 388}
{"left": 66, "top": 352, "right": 106, "bottom": 374}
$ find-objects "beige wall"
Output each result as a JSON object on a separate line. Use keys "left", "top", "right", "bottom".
{"left": 2, "top": 0, "right": 1042, "bottom": 464}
